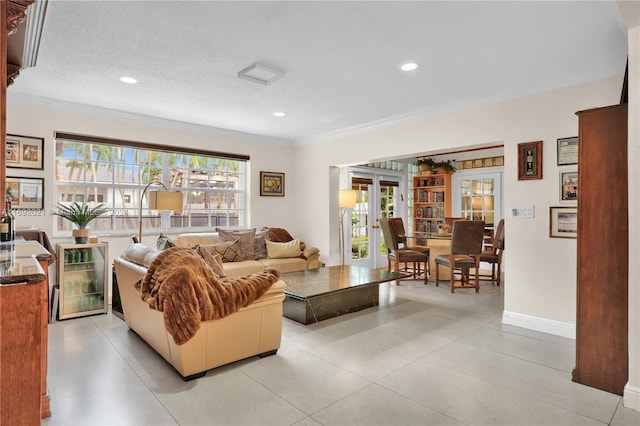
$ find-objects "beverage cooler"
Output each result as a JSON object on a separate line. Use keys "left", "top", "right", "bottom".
{"left": 57, "top": 243, "right": 108, "bottom": 320}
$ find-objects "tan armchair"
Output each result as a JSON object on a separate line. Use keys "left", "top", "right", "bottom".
{"left": 435, "top": 220, "right": 485, "bottom": 293}
{"left": 113, "top": 245, "right": 286, "bottom": 381}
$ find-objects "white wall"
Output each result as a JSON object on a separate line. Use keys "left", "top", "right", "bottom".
{"left": 294, "top": 76, "right": 621, "bottom": 334}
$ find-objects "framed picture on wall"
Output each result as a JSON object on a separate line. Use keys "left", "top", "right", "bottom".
{"left": 518, "top": 140, "right": 543, "bottom": 180}
{"left": 549, "top": 206, "right": 577, "bottom": 238}
{"left": 6, "top": 177, "right": 44, "bottom": 210}
{"left": 557, "top": 136, "right": 578, "bottom": 166}
{"left": 560, "top": 170, "right": 578, "bottom": 202}
{"left": 260, "top": 171, "right": 285, "bottom": 197}
{"left": 5, "top": 134, "right": 44, "bottom": 170}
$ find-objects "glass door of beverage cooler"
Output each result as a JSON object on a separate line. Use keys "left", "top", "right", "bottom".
{"left": 57, "top": 242, "right": 108, "bottom": 320}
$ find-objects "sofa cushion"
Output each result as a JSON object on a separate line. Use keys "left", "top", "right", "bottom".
{"left": 221, "top": 260, "right": 265, "bottom": 277}
{"left": 199, "top": 240, "right": 243, "bottom": 263}
{"left": 260, "top": 257, "right": 308, "bottom": 273}
{"left": 217, "top": 228, "right": 256, "bottom": 261}
{"left": 266, "top": 239, "right": 300, "bottom": 259}
{"left": 197, "top": 246, "right": 227, "bottom": 278}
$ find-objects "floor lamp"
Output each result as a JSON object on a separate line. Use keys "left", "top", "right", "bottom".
{"left": 339, "top": 190, "right": 357, "bottom": 265}
{"left": 137, "top": 180, "right": 183, "bottom": 244}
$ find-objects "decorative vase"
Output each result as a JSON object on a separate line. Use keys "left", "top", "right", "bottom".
{"left": 72, "top": 228, "right": 90, "bottom": 244}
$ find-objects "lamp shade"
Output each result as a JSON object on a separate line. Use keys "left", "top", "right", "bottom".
{"left": 339, "top": 190, "right": 357, "bottom": 209}
{"left": 149, "top": 191, "right": 183, "bottom": 211}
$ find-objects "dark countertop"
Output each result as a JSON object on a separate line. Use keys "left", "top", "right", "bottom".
{"left": 0, "top": 240, "right": 51, "bottom": 285}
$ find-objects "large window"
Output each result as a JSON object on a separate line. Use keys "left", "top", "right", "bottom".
{"left": 54, "top": 133, "right": 248, "bottom": 235}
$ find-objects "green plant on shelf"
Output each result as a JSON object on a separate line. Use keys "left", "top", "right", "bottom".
{"left": 415, "top": 157, "right": 456, "bottom": 174}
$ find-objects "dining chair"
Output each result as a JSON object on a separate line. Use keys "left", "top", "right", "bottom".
{"left": 388, "top": 217, "right": 430, "bottom": 275}
{"left": 435, "top": 220, "right": 485, "bottom": 293}
{"left": 479, "top": 219, "right": 505, "bottom": 286}
{"left": 444, "top": 217, "right": 468, "bottom": 230}
{"left": 380, "top": 219, "right": 428, "bottom": 284}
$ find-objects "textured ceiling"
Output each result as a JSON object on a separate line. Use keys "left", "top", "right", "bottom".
{"left": 8, "top": 1, "right": 629, "bottom": 144}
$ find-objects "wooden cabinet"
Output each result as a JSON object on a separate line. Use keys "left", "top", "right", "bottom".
{"left": 573, "top": 103, "right": 628, "bottom": 395}
{"left": 0, "top": 241, "right": 52, "bottom": 422}
{"left": 413, "top": 171, "right": 452, "bottom": 246}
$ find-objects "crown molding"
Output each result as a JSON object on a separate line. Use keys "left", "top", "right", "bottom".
{"left": 7, "top": 92, "right": 294, "bottom": 146}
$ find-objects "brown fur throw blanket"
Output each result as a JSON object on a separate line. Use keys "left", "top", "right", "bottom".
{"left": 135, "top": 247, "right": 281, "bottom": 345}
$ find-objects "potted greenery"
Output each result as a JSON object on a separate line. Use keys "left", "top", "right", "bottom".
{"left": 415, "top": 157, "right": 456, "bottom": 174}
{"left": 54, "top": 202, "right": 108, "bottom": 243}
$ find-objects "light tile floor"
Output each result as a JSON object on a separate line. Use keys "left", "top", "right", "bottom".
{"left": 43, "top": 279, "right": 639, "bottom": 426}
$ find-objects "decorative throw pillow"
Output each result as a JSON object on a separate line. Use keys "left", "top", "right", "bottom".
{"left": 266, "top": 227, "right": 306, "bottom": 252}
{"left": 196, "top": 246, "right": 226, "bottom": 278}
{"left": 216, "top": 228, "right": 256, "bottom": 261}
{"left": 253, "top": 228, "right": 269, "bottom": 260}
{"left": 267, "top": 227, "right": 294, "bottom": 243}
{"left": 199, "top": 240, "right": 243, "bottom": 263}
{"left": 157, "top": 233, "right": 177, "bottom": 250}
{"left": 266, "top": 239, "right": 301, "bottom": 259}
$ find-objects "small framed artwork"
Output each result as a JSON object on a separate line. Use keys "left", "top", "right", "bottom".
{"left": 560, "top": 170, "right": 578, "bottom": 202}
{"left": 260, "top": 171, "right": 285, "bottom": 197}
{"left": 518, "top": 140, "right": 543, "bottom": 180}
{"left": 6, "top": 177, "right": 44, "bottom": 209}
{"left": 557, "top": 136, "right": 578, "bottom": 166}
{"left": 5, "top": 134, "right": 44, "bottom": 170}
{"left": 549, "top": 206, "right": 577, "bottom": 239}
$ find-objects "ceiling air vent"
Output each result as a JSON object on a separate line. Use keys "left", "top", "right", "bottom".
{"left": 237, "top": 63, "right": 285, "bottom": 86}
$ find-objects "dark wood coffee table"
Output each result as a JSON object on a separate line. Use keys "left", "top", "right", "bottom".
{"left": 281, "top": 265, "right": 408, "bottom": 324}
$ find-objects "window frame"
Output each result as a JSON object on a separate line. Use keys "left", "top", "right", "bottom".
{"left": 53, "top": 132, "right": 250, "bottom": 237}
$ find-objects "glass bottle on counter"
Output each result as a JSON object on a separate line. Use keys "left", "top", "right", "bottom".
{"left": 6, "top": 198, "right": 14, "bottom": 241}
{"left": 0, "top": 203, "right": 9, "bottom": 242}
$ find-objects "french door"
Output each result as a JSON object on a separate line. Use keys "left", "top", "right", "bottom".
{"left": 452, "top": 168, "right": 503, "bottom": 249}
{"left": 349, "top": 172, "right": 401, "bottom": 269}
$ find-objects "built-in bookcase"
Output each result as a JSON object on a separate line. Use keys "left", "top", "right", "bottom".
{"left": 412, "top": 171, "right": 452, "bottom": 245}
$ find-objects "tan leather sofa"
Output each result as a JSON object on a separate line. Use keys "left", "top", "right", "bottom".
{"left": 113, "top": 244, "right": 287, "bottom": 380}
{"left": 176, "top": 232, "right": 321, "bottom": 277}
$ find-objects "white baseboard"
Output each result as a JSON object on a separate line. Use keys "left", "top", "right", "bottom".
{"left": 624, "top": 384, "right": 640, "bottom": 412}
{"left": 502, "top": 311, "right": 575, "bottom": 339}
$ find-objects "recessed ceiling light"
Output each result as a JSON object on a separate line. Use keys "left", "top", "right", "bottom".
{"left": 119, "top": 76, "right": 137, "bottom": 84}
{"left": 273, "top": 111, "right": 286, "bottom": 117}
{"left": 400, "top": 62, "right": 418, "bottom": 71}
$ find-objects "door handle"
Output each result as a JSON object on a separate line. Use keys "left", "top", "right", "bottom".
{"left": 372, "top": 225, "right": 380, "bottom": 229}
